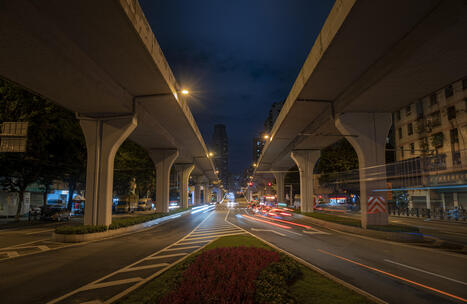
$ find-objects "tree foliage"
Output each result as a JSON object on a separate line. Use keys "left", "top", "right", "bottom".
{"left": 114, "top": 140, "right": 156, "bottom": 199}
{"left": 316, "top": 139, "right": 359, "bottom": 174}
{"left": 0, "top": 79, "right": 86, "bottom": 218}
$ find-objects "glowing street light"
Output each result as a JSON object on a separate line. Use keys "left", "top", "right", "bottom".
{"left": 263, "top": 134, "right": 269, "bottom": 140}
{"left": 207, "top": 152, "right": 214, "bottom": 158}
{"left": 252, "top": 163, "right": 257, "bottom": 167}
{"left": 181, "top": 89, "right": 190, "bottom": 95}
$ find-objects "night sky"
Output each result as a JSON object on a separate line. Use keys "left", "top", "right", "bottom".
{"left": 139, "top": 0, "right": 334, "bottom": 174}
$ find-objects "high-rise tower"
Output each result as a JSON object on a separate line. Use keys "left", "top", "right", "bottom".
{"left": 212, "top": 124, "right": 229, "bottom": 187}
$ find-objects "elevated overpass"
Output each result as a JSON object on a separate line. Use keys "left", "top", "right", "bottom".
{"left": 0, "top": 0, "right": 219, "bottom": 225}
{"left": 254, "top": 0, "right": 467, "bottom": 227}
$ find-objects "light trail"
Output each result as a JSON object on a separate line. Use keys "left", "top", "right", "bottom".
{"left": 318, "top": 249, "right": 467, "bottom": 303}
{"left": 241, "top": 214, "right": 291, "bottom": 229}
{"left": 255, "top": 214, "right": 312, "bottom": 229}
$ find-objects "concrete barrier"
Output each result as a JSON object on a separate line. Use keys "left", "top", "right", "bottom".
{"left": 53, "top": 210, "right": 190, "bottom": 243}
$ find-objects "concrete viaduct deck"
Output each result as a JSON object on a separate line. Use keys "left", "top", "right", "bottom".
{"left": 0, "top": 0, "right": 220, "bottom": 225}
{"left": 254, "top": 0, "right": 467, "bottom": 227}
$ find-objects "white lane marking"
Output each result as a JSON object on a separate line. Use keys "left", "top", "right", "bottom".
{"left": 47, "top": 211, "right": 215, "bottom": 304}
{"left": 251, "top": 228, "right": 286, "bottom": 236}
{"left": 81, "top": 277, "right": 143, "bottom": 291}
{"left": 384, "top": 259, "right": 467, "bottom": 286}
{"left": 177, "top": 240, "right": 211, "bottom": 246}
{"left": 195, "top": 226, "right": 233, "bottom": 231}
{"left": 164, "top": 245, "right": 201, "bottom": 251}
{"left": 225, "top": 208, "right": 388, "bottom": 304}
{"left": 190, "top": 229, "right": 243, "bottom": 236}
{"left": 146, "top": 253, "right": 188, "bottom": 260}
{"left": 303, "top": 229, "right": 330, "bottom": 235}
{"left": 0, "top": 239, "right": 48, "bottom": 250}
{"left": 4, "top": 251, "right": 19, "bottom": 258}
{"left": 37, "top": 245, "right": 50, "bottom": 251}
{"left": 184, "top": 232, "right": 246, "bottom": 241}
{"left": 26, "top": 228, "right": 55, "bottom": 235}
{"left": 119, "top": 263, "right": 169, "bottom": 273}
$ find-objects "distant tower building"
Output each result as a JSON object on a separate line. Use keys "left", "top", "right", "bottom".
{"left": 252, "top": 137, "right": 264, "bottom": 164}
{"left": 212, "top": 124, "right": 229, "bottom": 185}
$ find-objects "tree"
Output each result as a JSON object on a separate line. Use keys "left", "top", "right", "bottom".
{"left": 0, "top": 79, "right": 86, "bottom": 218}
{"left": 114, "top": 140, "right": 156, "bottom": 199}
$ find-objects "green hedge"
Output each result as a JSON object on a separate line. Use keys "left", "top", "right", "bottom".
{"left": 55, "top": 224, "right": 108, "bottom": 235}
{"left": 55, "top": 208, "right": 190, "bottom": 235}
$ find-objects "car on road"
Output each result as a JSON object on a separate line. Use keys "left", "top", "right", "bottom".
{"left": 41, "top": 206, "right": 71, "bottom": 221}
{"left": 137, "top": 198, "right": 153, "bottom": 211}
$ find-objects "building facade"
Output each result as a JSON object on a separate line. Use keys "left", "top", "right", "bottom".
{"left": 393, "top": 77, "right": 467, "bottom": 209}
{"left": 212, "top": 124, "right": 229, "bottom": 185}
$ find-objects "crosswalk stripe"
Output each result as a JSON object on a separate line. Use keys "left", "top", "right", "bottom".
{"left": 5, "top": 251, "right": 19, "bottom": 258}
{"left": 164, "top": 245, "right": 200, "bottom": 251}
{"left": 176, "top": 240, "right": 211, "bottom": 245}
{"left": 81, "top": 277, "right": 142, "bottom": 291}
{"left": 185, "top": 232, "right": 246, "bottom": 241}
{"left": 146, "top": 253, "right": 188, "bottom": 260}
{"left": 119, "top": 263, "right": 169, "bottom": 272}
{"left": 190, "top": 229, "right": 242, "bottom": 236}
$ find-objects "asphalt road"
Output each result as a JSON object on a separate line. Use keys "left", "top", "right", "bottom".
{"left": 0, "top": 208, "right": 216, "bottom": 304}
{"left": 341, "top": 212, "right": 467, "bottom": 246}
{"left": 1, "top": 203, "right": 466, "bottom": 304}
{"left": 227, "top": 203, "right": 467, "bottom": 304}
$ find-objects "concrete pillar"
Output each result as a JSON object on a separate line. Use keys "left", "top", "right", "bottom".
{"left": 453, "top": 192, "right": 459, "bottom": 207}
{"left": 441, "top": 193, "right": 446, "bottom": 210}
{"left": 203, "top": 183, "right": 211, "bottom": 203}
{"left": 273, "top": 172, "right": 286, "bottom": 204}
{"left": 80, "top": 115, "right": 137, "bottom": 226}
{"left": 148, "top": 149, "right": 179, "bottom": 213}
{"left": 195, "top": 185, "right": 202, "bottom": 204}
{"left": 175, "top": 164, "right": 194, "bottom": 209}
{"left": 426, "top": 190, "right": 431, "bottom": 210}
{"left": 291, "top": 150, "right": 320, "bottom": 213}
{"left": 335, "top": 112, "right": 392, "bottom": 228}
{"left": 216, "top": 189, "right": 222, "bottom": 202}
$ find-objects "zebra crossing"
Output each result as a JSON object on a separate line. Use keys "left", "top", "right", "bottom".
{"left": 47, "top": 210, "right": 246, "bottom": 304}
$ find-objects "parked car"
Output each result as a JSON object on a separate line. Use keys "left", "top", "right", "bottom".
{"left": 41, "top": 206, "right": 71, "bottom": 221}
{"left": 115, "top": 201, "right": 131, "bottom": 213}
{"left": 137, "top": 198, "right": 153, "bottom": 211}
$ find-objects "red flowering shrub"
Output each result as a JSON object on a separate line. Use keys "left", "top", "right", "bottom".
{"left": 161, "top": 247, "right": 280, "bottom": 304}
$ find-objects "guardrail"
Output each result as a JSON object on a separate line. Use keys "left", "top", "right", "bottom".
{"left": 388, "top": 207, "right": 466, "bottom": 221}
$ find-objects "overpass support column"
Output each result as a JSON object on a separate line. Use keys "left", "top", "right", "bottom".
{"left": 273, "top": 172, "right": 286, "bottom": 204}
{"left": 80, "top": 115, "right": 137, "bottom": 226}
{"left": 335, "top": 113, "right": 392, "bottom": 228}
{"left": 216, "top": 188, "right": 223, "bottom": 202}
{"left": 203, "top": 183, "right": 211, "bottom": 203}
{"left": 149, "top": 149, "right": 179, "bottom": 213}
{"left": 192, "top": 176, "right": 202, "bottom": 205}
{"left": 291, "top": 150, "right": 320, "bottom": 213}
{"left": 176, "top": 164, "right": 195, "bottom": 209}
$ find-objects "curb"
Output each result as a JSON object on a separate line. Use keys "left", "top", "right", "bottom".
{"left": 224, "top": 211, "right": 387, "bottom": 304}
{"left": 297, "top": 214, "right": 424, "bottom": 242}
{"left": 53, "top": 210, "right": 191, "bottom": 243}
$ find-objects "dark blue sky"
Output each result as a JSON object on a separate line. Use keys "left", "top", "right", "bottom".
{"left": 139, "top": 0, "right": 334, "bottom": 174}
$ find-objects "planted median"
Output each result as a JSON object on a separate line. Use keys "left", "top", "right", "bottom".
{"left": 55, "top": 208, "right": 190, "bottom": 235}
{"left": 118, "top": 235, "right": 374, "bottom": 304}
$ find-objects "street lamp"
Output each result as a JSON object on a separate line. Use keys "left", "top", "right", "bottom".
{"left": 263, "top": 134, "right": 269, "bottom": 140}
{"left": 252, "top": 163, "right": 257, "bottom": 167}
{"left": 181, "top": 89, "right": 190, "bottom": 95}
{"left": 207, "top": 152, "right": 214, "bottom": 158}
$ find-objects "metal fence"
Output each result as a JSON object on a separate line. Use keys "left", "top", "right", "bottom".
{"left": 388, "top": 206, "right": 466, "bottom": 221}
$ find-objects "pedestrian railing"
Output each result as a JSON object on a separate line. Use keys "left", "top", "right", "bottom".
{"left": 388, "top": 206, "right": 466, "bottom": 221}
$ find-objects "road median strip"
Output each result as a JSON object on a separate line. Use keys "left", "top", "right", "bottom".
{"left": 117, "top": 234, "right": 378, "bottom": 304}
